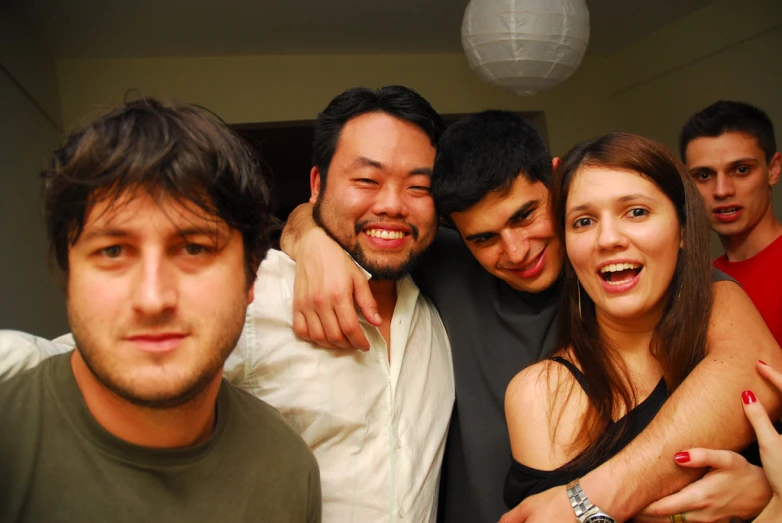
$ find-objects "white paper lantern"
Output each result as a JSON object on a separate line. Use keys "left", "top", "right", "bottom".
{"left": 462, "top": 0, "right": 590, "bottom": 96}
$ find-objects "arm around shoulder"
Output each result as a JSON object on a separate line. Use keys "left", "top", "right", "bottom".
{"left": 0, "top": 330, "right": 73, "bottom": 381}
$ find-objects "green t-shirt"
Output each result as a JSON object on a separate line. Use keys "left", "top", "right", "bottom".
{"left": 0, "top": 352, "right": 321, "bottom": 523}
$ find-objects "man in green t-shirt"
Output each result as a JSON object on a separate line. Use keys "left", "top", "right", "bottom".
{"left": 0, "top": 98, "right": 321, "bottom": 522}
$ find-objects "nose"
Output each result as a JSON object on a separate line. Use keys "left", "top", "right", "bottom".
{"left": 131, "top": 251, "right": 177, "bottom": 316}
{"left": 596, "top": 217, "right": 628, "bottom": 251}
{"left": 713, "top": 173, "right": 735, "bottom": 200}
{"left": 501, "top": 228, "right": 530, "bottom": 265}
{"left": 371, "top": 183, "right": 408, "bottom": 217}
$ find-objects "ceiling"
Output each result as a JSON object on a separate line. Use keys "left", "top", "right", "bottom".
{"left": 18, "top": 0, "right": 717, "bottom": 59}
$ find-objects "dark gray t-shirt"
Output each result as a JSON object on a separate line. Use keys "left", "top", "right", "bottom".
{"left": 414, "top": 227, "right": 560, "bottom": 523}
{"left": 0, "top": 352, "right": 322, "bottom": 523}
{"left": 415, "top": 227, "right": 734, "bottom": 523}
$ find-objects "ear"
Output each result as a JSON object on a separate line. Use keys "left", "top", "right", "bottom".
{"left": 247, "top": 282, "right": 255, "bottom": 305}
{"left": 552, "top": 157, "right": 561, "bottom": 173}
{"left": 768, "top": 152, "right": 781, "bottom": 187}
{"left": 309, "top": 166, "right": 321, "bottom": 204}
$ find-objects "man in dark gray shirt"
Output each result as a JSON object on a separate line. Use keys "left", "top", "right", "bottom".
{"left": 283, "top": 110, "right": 782, "bottom": 523}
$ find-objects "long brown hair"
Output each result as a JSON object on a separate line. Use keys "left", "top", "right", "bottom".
{"left": 549, "top": 132, "right": 713, "bottom": 470}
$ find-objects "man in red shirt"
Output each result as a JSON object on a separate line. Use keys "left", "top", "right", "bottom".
{"left": 681, "top": 101, "right": 782, "bottom": 345}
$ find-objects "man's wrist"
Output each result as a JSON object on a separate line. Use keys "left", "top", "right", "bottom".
{"left": 580, "top": 466, "right": 632, "bottom": 522}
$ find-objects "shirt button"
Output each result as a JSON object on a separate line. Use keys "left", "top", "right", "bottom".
{"left": 398, "top": 507, "right": 405, "bottom": 518}
{"left": 396, "top": 439, "right": 402, "bottom": 449}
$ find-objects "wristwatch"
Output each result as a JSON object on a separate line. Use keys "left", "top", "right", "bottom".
{"left": 566, "top": 479, "right": 616, "bottom": 523}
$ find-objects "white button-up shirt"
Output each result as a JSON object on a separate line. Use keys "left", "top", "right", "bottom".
{"left": 225, "top": 250, "right": 454, "bottom": 523}
{"left": 0, "top": 249, "right": 454, "bottom": 523}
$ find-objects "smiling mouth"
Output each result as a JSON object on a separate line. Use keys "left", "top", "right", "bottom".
{"left": 364, "top": 228, "right": 407, "bottom": 240}
{"left": 599, "top": 263, "right": 643, "bottom": 285}
{"left": 714, "top": 207, "right": 740, "bottom": 215}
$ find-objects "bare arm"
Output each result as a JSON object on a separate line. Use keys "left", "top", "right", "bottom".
{"left": 502, "top": 281, "right": 782, "bottom": 522}
{"left": 280, "top": 203, "right": 379, "bottom": 350}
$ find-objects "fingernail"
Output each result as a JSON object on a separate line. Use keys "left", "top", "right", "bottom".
{"left": 759, "top": 360, "right": 768, "bottom": 365}
{"left": 674, "top": 451, "right": 690, "bottom": 464}
{"left": 374, "top": 313, "right": 381, "bottom": 323}
{"left": 742, "top": 390, "right": 757, "bottom": 404}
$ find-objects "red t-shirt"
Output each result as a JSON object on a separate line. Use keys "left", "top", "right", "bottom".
{"left": 714, "top": 234, "right": 782, "bottom": 347}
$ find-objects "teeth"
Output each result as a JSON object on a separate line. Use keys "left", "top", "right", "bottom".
{"left": 716, "top": 208, "right": 739, "bottom": 214}
{"left": 366, "top": 229, "right": 405, "bottom": 239}
{"left": 599, "top": 262, "right": 641, "bottom": 274}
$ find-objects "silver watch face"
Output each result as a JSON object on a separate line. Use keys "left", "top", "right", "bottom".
{"left": 585, "top": 516, "right": 615, "bottom": 523}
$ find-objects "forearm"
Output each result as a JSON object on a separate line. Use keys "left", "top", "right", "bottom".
{"left": 280, "top": 202, "right": 316, "bottom": 259}
{"left": 0, "top": 330, "right": 73, "bottom": 381}
{"left": 581, "top": 282, "right": 782, "bottom": 521}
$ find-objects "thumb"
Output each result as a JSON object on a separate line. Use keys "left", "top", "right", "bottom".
{"left": 742, "top": 389, "right": 779, "bottom": 445}
{"left": 353, "top": 272, "right": 381, "bottom": 326}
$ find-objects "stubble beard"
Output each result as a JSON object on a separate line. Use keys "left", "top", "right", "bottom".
{"left": 313, "top": 199, "right": 425, "bottom": 281}
{"left": 68, "top": 305, "right": 246, "bottom": 410}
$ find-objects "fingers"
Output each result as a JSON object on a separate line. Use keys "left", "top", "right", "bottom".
{"left": 354, "top": 274, "right": 381, "bottom": 327}
{"left": 333, "top": 297, "right": 370, "bottom": 351}
{"left": 758, "top": 360, "right": 782, "bottom": 394}
{"left": 743, "top": 389, "right": 780, "bottom": 446}
{"left": 673, "top": 448, "right": 746, "bottom": 470}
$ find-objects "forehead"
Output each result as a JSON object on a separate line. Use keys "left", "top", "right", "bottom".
{"left": 451, "top": 174, "right": 549, "bottom": 232}
{"left": 685, "top": 132, "right": 766, "bottom": 166}
{"left": 81, "top": 191, "right": 226, "bottom": 237}
{"left": 568, "top": 167, "right": 668, "bottom": 205}
{"left": 331, "top": 112, "right": 435, "bottom": 167}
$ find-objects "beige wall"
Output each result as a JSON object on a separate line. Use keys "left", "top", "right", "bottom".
{"left": 0, "top": 4, "right": 68, "bottom": 336}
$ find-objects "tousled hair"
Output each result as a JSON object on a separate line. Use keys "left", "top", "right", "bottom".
{"left": 431, "top": 110, "right": 551, "bottom": 219}
{"left": 43, "top": 97, "right": 272, "bottom": 285}
{"left": 679, "top": 100, "right": 777, "bottom": 163}
{"left": 312, "top": 85, "right": 444, "bottom": 191}
{"left": 549, "top": 132, "right": 713, "bottom": 471}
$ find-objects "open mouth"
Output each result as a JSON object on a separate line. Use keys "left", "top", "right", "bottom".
{"left": 365, "top": 228, "right": 407, "bottom": 240}
{"left": 599, "top": 263, "right": 643, "bottom": 285}
{"left": 714, "top": 207, "right": 740, "bottom": 216}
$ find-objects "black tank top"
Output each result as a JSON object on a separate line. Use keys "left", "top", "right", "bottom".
{"left": 503, "top": 357, "right": 667, "bottom": 508}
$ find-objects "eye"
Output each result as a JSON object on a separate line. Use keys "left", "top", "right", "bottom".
{"left": 572, "top": 217, "right": 593, "bottom": 229}
{"left": 356, "top": 178, "right": 378, "bottom": 186}
{"left": 183, "top": 243, "right": 211, "bottom": 256}
{"left": 99, "top": 245, "right": 123, "bottom": 258}
{"left": 693, "top": 170, "right": 711, "bottom": 181}
{"left": 409, "top": 185, "right": 431, "bottom": 193}
{"left": 736, "top": 165, "right": 751, "bottom": 175}
{"left": 627, "top": 208, "right": 649, "bottom": 218}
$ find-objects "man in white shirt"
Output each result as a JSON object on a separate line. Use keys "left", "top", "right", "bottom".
{"left": 0, "top": 86, "right": 454, "bottom": 523}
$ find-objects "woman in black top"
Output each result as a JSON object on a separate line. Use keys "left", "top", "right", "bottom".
{"left": 504, "top": 133, "right": 715, "bottom": 512}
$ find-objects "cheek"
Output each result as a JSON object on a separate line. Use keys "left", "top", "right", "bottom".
{"left": 565, "top": 233, "right": 591, "bottom": 271}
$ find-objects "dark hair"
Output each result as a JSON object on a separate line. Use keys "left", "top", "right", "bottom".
{"left": 679, "top": 100, "right": 777, "bottom": 163}
{"left": 431, "top": 110, "right": 551, "bottom": 218}
{"left": 42, "top": 97, "right": 272, "bottom": 285}
{"left": 312, "top": 85, "right": 444, "bottom": 190}
{"left": 549, "top": 132, "right": 713, "bottom": 471}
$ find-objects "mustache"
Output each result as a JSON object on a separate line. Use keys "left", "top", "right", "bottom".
{"left": 354, "top": 219, "right": 419, "bottom": 240}
{"left": 121, "top": 311, "right": 189, "bottom": 334}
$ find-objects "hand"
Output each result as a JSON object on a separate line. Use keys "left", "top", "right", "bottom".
{"left": 499, "top": 485, "right": 576, "bottom": 523}
{"left": 743, "top": 361, "right": 782, "bottom": 522}
{"left": 291, "top": 225, "right": 380, "bottom": 351}
{"left": 634, "top": 448, "right": 771, "bottom": 522}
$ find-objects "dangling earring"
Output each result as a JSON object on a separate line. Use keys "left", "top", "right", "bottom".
{"left": 577, "top": 280, "right": 583, "bottom": 321}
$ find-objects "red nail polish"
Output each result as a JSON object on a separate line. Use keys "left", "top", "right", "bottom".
{"left": 742, "top": 390, "right": 757, "bottom": 404}
{"left": 759, "top": 360, "right": 768, "bottom": 365}
{"left": 674, "top": 451, "right": 690, "bottom": 464}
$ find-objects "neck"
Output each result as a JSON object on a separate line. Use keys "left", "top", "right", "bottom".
{"left": 71, "top": 351, "right": 221, "bottom": 449}
{"left": 595, "top": 309, "right": 660, "bottom": 360}
{"left": 368, "top": 279, "right": 398, "bottom": 313}
{"left": 721, "top": 208, "right": 782, "bottom": 262}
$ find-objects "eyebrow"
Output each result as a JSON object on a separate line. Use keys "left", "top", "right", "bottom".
{"left": 352, "top": 156, "right": 433, "bottom": 176}
{"left": 464, "top": 200, "right": 539, "bottom": 242}
{"left": 81, "top": 226, "right": 219, "bottom": 243}
{"left": 567, "top": 194, "right": 655, "bottom": 215}
{"left": 689, "top": 157, "right": 759, "bottom": 172}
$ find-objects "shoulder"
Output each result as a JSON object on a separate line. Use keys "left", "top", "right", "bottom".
{"left": 222, "top": 382, "right": 318, "bottom": 470}
{"left": 505, "top": 357, "right": 586, "bottom": 470}
{"left": 0, "top": 330, "right": 71, "bottom": 381}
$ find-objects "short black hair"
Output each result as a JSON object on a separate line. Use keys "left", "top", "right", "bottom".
{"left": 312, "top": 85, "right": 444, "bottom": 189}
{"left": 431, "top": 110, "right": 551, "bottom": 217}
{"left": 42, "top": 97, "right": 272, "bottom": 285}
{"left": 679, "top": 100, "right": 777, "bottom": 163}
